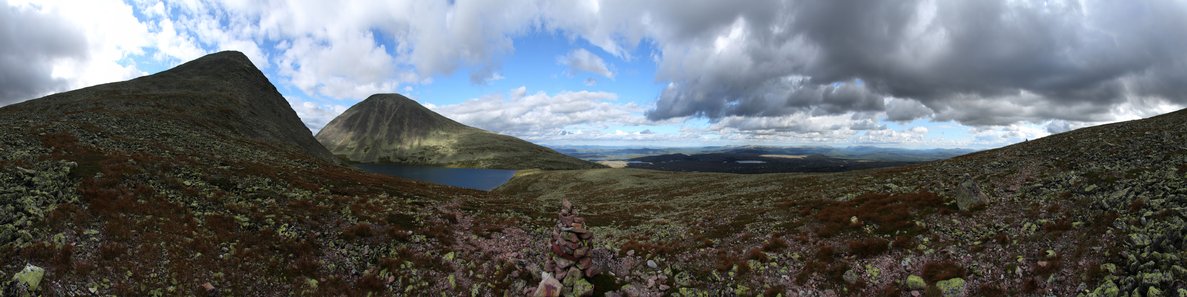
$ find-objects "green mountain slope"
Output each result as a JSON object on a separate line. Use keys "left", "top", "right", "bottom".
{"left": 315, "top": 93, "right": 603, "bottom": 170}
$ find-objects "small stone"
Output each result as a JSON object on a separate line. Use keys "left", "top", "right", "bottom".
{"left": 569, "top": 277, "right": 594, "bottom": 297}
{"left": 564, "top": 232, "right": 579, "bottom": 243}
{"left": 864, "top": 264, "right": 881, "bottom": 281}
{"left": 955, "top": 175, "right": 987, "bottom": 211}
{"left": 906, "top": 275, "right": 927, "bottom": 290}
{"left": 1100, "top": 263, "right": 1117, "bottom": 274}
{"left": 935, "top": 278, "right": 965, "bottom": 297}
{"left": 1091, "top": 279, "right": 1118, "bottom": 297}
{"left": 563, "top": 267, "right": 584, "bottom": 286}
{"left": 11, "top": 264, "right": 45, "bottom": 291}
{"left": 646, "top": 260, "right": 658, "bottom": 269}
{"left": 200, "top": 282, "right": 215, "bottom": 291}
{"left": 842, "top": 269, "right": 860, "bottom": 284}
{"left": 555, "top": 257, "right": 574, "bottom": 270}
{"left": 1148, "top": 286, "right": 1162, "bottom": 297}
{"left": 533, "top": 273, "right": 562, "bottom": 297}
{"left": 582, "top": 265, "right": 598, "bottom": 278}
{"left": 544, "top": 260, "right": 556, "bottom": 272}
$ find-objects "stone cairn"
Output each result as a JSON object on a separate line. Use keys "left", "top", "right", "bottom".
{"left": 536, "top": 198, "right": 597, "bottom": 296}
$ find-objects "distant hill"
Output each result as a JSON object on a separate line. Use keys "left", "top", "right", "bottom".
{"left": 315, "top": 93, "right": 603, "bottom": 170}
{"left": 551, "top": 145, "right": 975, "bottom": 162}
{"left": 625, "top": 152, "right": 916, "bottom": 174}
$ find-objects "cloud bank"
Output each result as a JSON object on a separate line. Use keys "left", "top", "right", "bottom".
{"left": 4, "top": 0, "right": 1186, "bottom": 147}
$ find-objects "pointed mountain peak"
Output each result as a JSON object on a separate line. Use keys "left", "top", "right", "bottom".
{"left": 363, "top": 93, "right": 416, "bottom": 103}
{"left": 316, "top": 93, "right": 603, "bottom": 169}
{"left": 1, "top": 50, "right": 336, "bottom": 163}
{"left": 146, "top": 51, "right": 272, "bottom": 90}
{"left": 168, "top": 51, "right": 256, "bottom": 73}
{"left": 358, "top": 93, "right": 420, "bottom": 107}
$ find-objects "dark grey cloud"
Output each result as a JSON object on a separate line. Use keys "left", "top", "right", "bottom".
{"left": 0, "top": 4, "right": 88, "bottom": 104}
{"left": 885, "top": 98, "right": 934, "bottom": 123}
{"left": 633, "top": 0, "right": 1187, "bottom": 127}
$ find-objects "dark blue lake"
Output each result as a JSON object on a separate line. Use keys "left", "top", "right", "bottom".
{"left": 352, "top": 164, "right": 517, "bottom": 191}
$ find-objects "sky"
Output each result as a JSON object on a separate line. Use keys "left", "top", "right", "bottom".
{"left": 3, "top": 0, "right": 1186, "bottom": 149}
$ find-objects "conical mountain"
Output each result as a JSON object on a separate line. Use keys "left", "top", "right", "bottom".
{"left": 316, "top": 93, "right": 603, "bottom": 170}
{"left": 1, "top": 51, "right": 335, "bottom": 162}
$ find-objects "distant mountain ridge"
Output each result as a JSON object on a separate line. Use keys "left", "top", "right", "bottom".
{"left": 553, "top": 145, "right": 975, "bottom": 162}
{"left": 315, "top": 93, "right": 603, "bottom": 170}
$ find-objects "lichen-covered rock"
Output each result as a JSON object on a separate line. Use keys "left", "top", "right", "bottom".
{"left": 1148, "top": 286, "right": 1162, "bottom": 297}
{"left": 864, "top": 264, "right": 881, "bottom": 282}
{"left": 906, "top": 274, "right": 927, "bottom": 290}
{"left": 566, "top": 275, "right": 594, "bottom": 297}
{"left": 935, "top": 278, "right": 965, "bottom": 297}
{"left": 1089, "top": 279, "right": 1119, "bottom": 297}
{"left": 842, "top": 268, "right": 860, "bottom": 284}
{"left": 4, "top": 264, "right": 45, "bottom": 296}
{"left": 954, "top": 175, "right": 986, "bottom": 211}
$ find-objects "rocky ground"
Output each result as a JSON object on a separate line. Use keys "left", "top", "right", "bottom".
{"left": 2, "top": 50, "right": 1184, "bottom": 296}
{"left": 496, "top": 108, "right": 1187, "bottom": 296}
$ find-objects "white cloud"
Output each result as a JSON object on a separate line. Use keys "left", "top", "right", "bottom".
{"left": 707, "top": 112, "right": 868, "bottom": 143}
{"left": 430, "top": 87, "right": 646, "bottom": 140}
{"left": 0, "top": 0, "right": 152, "bottom": 104}
{"left": 970, "top": 124, "right": 1050, "bottom": 147}
{"left": 287, "top": 98, "right": 349, "bottom": 133}
{"left": 856, "top": 126, "right": 929, "bottom": 144}
{"left": 146, "top": 16, "right": 205, "bottom": 64}
{"left": 275, "top": 31, "right": 404, "bottom": 99}
{"left": 559, "top": 48, "right": 614, "bottom": 78}
{"left": 123, "top": 0, "right": 550, "bottom": 100}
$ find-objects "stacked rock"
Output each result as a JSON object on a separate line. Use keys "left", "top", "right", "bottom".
{"left": 544, "top": 199, "right": 596, "bottom": 295}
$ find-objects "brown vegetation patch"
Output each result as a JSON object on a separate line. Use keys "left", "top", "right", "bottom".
{"left": 922, "top": 259, "right": 967, "bottom": 282}
{"left": 847, "top": 237, "right": 890, "bottom": 258}
{"left": 798, "top": 192, "right": 947, "bottom": 237}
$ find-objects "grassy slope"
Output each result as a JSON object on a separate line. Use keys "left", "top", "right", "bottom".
{"left": 496, "top": 109, "right": 1187, "bottom": 295}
